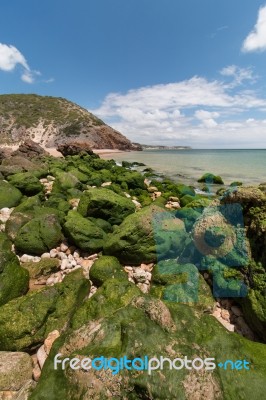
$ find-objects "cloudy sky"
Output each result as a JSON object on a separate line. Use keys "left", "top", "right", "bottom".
{"left": 0, "top": 0, "right": 266, "bottom": 148}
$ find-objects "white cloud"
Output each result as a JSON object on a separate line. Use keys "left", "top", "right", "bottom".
{"left": 194, "top": 110, "right": 219, "bottom": 128}
{"left": 220, "top": 65, "right": 257, "bottom": 87}
{"left": 90, "top": 71, "right": 266, "bottom": 148}
{"left": 0, "top": 42, "right": 40, "bottom": 83}
{"left": 242, "top": 4, "right": 266, "bottom": 52}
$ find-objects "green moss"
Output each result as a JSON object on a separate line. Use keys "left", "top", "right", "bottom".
{"left": 0, "top": 269, "right": 89, "bottom": 351}
{"left": 64, "top": 210, "right": 106, "bottom": 253}
{"left": 0, "top": 180, "right": 22, "bottom": 208}
{"left": 7, "top": 172, "right": 43, "bottom": 195}
{"left": 89, "top": 256, "right": 126, "bottom": 286}
{"left": 77, "top": 187, "right": 135, "bottom": 225}
{"left": 23, "top": 258, "right": 60, "bottom": 279}
{"left": 14, "top": 214, "right": 63, "bottom": 255}
{"left": 197, "top": 173, "right": 224, "bottom": 184}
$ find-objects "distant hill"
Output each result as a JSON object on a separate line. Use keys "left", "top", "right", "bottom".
{"left": 0, "top": 94, "right": 140, "bottom": 150}
{"left": 136, "top": 144, "right": 191, "bottom": 150}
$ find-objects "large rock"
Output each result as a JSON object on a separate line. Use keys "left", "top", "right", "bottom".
{"left": 29, "top": 279, "right": 266, "bottom": 400}
{"left": 56, "top": 142, "right": 95, "bottom": 157}
{"left": 7, "top": 172, "right": 43, "bottom": 195}
{"left": 198, "top": 173, "right": 224, "bottom": 184}
{"left": 0, "top": 181, "right": 22, "bottom": 208}
{"left": 0, "top": 269, "right": 89, "bottom": 351}
{"left": 103, "top": 205, "right": 189, "bottom": 265}
{"left": 64, "top": 211, "right": 106, "bottom": 253}
{"left": 14, "top": 214, "right": 63, "bottom": 255}
{"left": 0, "top": 352, "right": 32, "bottom": 391}
{"left": 0, "top": 233, "right": 29, "bottom": 306}
{"left": 89, "top": 256, "right": 126, "bottom": 286}
{"left": 12, "top": 140, "right": 49, "bottom": 159}
{"left": 77, "top": 188, "right": 135, "bottom": 225}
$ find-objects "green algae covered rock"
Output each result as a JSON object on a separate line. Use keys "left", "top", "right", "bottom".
{"left": 77, "top": 187, "right": 135, "bottom": 225}
{"left": 0, "top": 269, "right": 89, "bottom": 351}
{"left": 103, "top": 205, "right": 189, "bottom": 265}
{"left": 198, "top": 173, "right": 224, "bottom": 184}
{"left": 7, "top": 172, "right": 43, "bottom": 195}
{"left": 71, "top": 277, "right": 141, "bottom": 329}
{"left": 115, "top": 170, "right": 146, "bottom": 189}
{"left": 0, "top": 180, "right": 22, "bottom": 208}
{"left": 30, "top": 287, "right": 266, "bottom": 400}
{"left": 14, "top": 214, "right": 63, "bottom": 255}
{"left": 0, "top": 233, "right": 29, "bottom": 306}
{"left": 89, "top": 256, "right": 126, "bottom": 286}
{"left": 64, "top": 210, "right": 106, "bottom": 253}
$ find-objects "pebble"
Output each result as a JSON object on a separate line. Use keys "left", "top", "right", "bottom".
{"left": 58, "top": 252, "right": 67, "bottom": 260}
{"left": 61, "top": 259, "right": 72, "bottom": 270}
{"left": 20, "top": 254, "right": 40, "bottom": 263}
{"left": 60, "top": 243, "right": 68, "bottom": 252}
{"left": 140, "top": 263, "right": 154, "bottom": 272}
{"left": 147, "top": 186, "right": 158, "bottom": 193}
{"left": 50, "top": 249, "right": 58, "bottom": 258}
{"left": 132, "top": 199, "right": 142, "bottom": 209}
{"left": 0, "top": 207, "right": 12, "bottom": 223}
{"left": 73, "top": 250, "right": 80, "bottom": 259}
{"left": 41, "top": 253, "right": 51, "bottom": 259}
{"left": 36, "top": 346, "right": 46, "bottom": 369}
{"left": 44, "top": 330, "right": 60, "bottom": 354}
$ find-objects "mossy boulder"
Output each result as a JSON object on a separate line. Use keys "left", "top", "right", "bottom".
{"left": 0, "top": 180, "right": 22, "bottom": 208}
{"left": 151, "top": 260, "right": 214, "bottom": 311}
{"left": 89, "top": 256, "right": 126, "bottom": 286}
{"left": 0, "top": 233, "right": 29, "bottom": 306}
{"left": 0, "top": 269, "right": 89, "bottom": 351}
{"left": 86, "top": 217, "right": 113, "bottom": 233}
{"left": 30, "top": 287, "right": 266, "bottom": 400}
{"left": 64, "top": 211, "right": 106, "bottom": 253}
{"left": 44, "top": 194, "right": 71, "bottom": 214}
{"left": 52, "top": 171, "right": 82, "bottom": 193}
{"left": 115, "top": 171, "right": 146, "bottom": 189}
{"left": 77, "top": 188, "right": 135, "bottom": 225}
{"left": 71, "top": 277, "right": 141, "bottom": 329}
{"left": 14, "top": 214, "right": 63, "bottom": 255}
{"left": 103, "top": 205, "right": 189, "bottom": 264}
{"left": 7, "top": 172, "right": 43, "bottom": 195}
{"left": 198, "top": 173, "right": 224, "bottom": 184}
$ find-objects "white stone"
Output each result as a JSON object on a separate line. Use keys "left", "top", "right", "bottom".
{"left": 50, "top": 249, "right": 58, "bottom": 258}
{"left": 46, "top": 277, "right": 55, "bottom": 286}
{"left": 58, "top": 252, "right": 67, "bottom": 260}
{"left": 20, "top": 254, "right": 34, "bottom": 263}
{"left": 41, "top": 253, "right": 51, "bottom": 259}
{"left": 61, "top": 259, "right": 72, "bottom": 270}
{"left": 60, "top": 243, "right": 68, "bottom": 252}
{"left": 37, "top": 345, "right": 47, "bottom": 369}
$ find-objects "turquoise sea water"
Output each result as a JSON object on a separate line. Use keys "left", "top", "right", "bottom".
{"left": 102, "top": 149, "right": 266, "bottom": 186}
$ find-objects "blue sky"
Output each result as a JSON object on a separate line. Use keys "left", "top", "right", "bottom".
{"left": 0, "top": 0, "right": 266, "bottom": 148}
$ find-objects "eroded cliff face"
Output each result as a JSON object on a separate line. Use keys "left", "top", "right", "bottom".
{"left": 0, "top": 94, "right": 140, "bottom": 150}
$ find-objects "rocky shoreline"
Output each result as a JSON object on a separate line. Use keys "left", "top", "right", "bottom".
{"left": 0, "top": 141, "right": 266, "bottom": 400}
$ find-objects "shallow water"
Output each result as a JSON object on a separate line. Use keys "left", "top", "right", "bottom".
{"left": 102, "top": 149, "right": 266, "bottom": 186}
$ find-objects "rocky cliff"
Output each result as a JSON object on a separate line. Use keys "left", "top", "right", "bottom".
{"left": 0, "top": 94, "right": 140, "bottom": 150}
